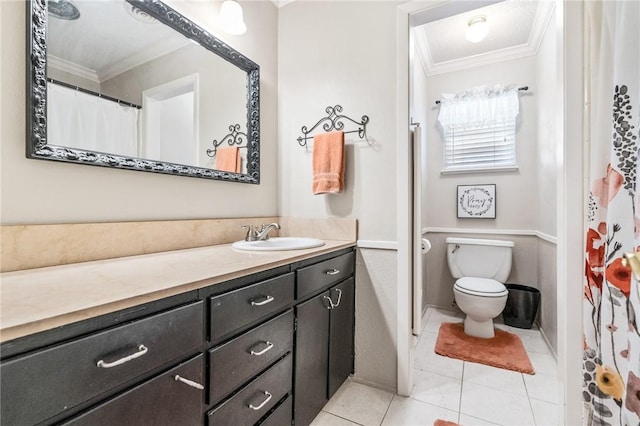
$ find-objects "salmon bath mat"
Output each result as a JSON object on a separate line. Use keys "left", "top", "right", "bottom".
{"left": 435, "top": 322, "right": 534, "bottom": 374}
{"left": 433, "top": 420, "right": 460, "bottom": 426}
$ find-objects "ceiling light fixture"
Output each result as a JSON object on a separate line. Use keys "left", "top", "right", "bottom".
{"left": 218, "top": 0, "right": 247, "bottom": 35}
{"left": 48, "top": 0, "right": 80, "bottom": 20}
{"left": 465, "top": 16, "right": 489, "bottom": 43}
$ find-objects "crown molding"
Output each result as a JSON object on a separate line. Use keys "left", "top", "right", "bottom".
{"left": 416, "top": 1, "right": 555, "bottom": 77}
{"left": 270, "top": 0, "right": 297, "bottom": 8}
{"left": 47, "top": 55, "right": 100, "bottom": 84}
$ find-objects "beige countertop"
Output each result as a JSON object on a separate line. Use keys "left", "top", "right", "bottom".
{"left": 0, "top": 240, "right": 355, "bottom": 343}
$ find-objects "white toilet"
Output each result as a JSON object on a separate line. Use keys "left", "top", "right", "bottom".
{"left": 446, "top": 237, "right": 514, "bottom": 338}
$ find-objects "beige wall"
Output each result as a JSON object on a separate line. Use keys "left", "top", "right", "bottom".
{"left": 424, "top": 56, "right": 539, "bottom": 230}
{"left": 0, "top": 0, "right": 278, "bottom": 225}
{"left": 277, "top": 1, "right": 400, "bottom": 390}
{"left": 277, "top": 1, "right": 398, "bottom": 243}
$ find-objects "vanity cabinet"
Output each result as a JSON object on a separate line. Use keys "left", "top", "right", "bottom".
{"left": 294, "top": 250, "right": 356, "bottom": 426}
{"left": 0, "top": 247, "right": 356, "bottom": 426}
{"left": 0, "top": 301, "right": 204, "bottom": 426}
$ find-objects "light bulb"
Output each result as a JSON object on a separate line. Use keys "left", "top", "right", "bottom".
{"left": 466, "top": 16, "right": 489, "bottom": 43}
{"left": 218, "top": 0, "right": 247, "bottom": 35}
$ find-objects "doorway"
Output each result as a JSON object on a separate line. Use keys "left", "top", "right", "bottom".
{"left": 396, "top": 1, "right": 584, "bottom": 424}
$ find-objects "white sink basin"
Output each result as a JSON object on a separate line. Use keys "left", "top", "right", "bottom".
{"left": 232, "top": 237, "right": 325, "bottom": 251}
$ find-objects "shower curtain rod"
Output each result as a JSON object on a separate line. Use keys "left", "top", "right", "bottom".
{"left": 434, "top": 86, "right": 529, "bottom": 105}
{"left": 47, "top": 78, "right": 142, "bottom": 109}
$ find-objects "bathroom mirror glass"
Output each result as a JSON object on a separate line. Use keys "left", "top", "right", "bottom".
{"left": 27, "top": 0, "right": 260, "bottom": 183}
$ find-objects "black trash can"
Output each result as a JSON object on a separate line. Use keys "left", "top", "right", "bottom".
{"left": 502, "top": 284, "right": 541, "bottom": 329}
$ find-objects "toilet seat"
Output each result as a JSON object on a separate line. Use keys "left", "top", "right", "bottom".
{"left": 454, "top": 277, "right": 508, "bottom": 297}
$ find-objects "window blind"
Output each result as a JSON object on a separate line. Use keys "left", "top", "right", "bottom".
{"left": 443, "top": 119, "right": 516, "bottom": 171}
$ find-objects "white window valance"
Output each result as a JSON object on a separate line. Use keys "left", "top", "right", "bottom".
{"left": 437, "top": 85, "right": 521, "bottom": 172}
{"left": 437, "top": 85, "right": 520, "bottom": 130}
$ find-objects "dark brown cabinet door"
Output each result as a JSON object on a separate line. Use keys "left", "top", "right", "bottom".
{"left": 294, "top": 291, "right": 331, "bottom": 426}
{"left": 328, "top": 278, "right": 355, "bottom": 398}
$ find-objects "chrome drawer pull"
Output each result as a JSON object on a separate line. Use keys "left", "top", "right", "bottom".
{"left": 323, "top": 295, "right": 334, "bottom": 310}
{"left": 325, "top": 269, "right": 340, "bottom": 275}
{"left": 250, "top": 341, "right": 274, "bottom": 356}
{"left": 97, "top": 344, "right": 148, "bottom": 369}
{"left": 248, "top": 391, "right": 272, "bottom": 410}
{"left": 331, "top": 288, "right": 343, "bottom": 308}
{"left": 250, "top": 295, "right": 274, "bottom": 306}
{"left": 174, "top": 375, "right": 204, "bottom": 390}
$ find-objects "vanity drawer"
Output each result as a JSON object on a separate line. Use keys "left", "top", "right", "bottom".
{"left": 209, "top": 272, "right": 294, "bottom": 343}
{"left": 62, "top": 354, "right": 204, "bottom": 426}
{"left": 0, "top": 301, "right": 203, "bottom": 426}
{"left": 207, "top": 353, "right": 292, "bottom": 426}
{"left": 208, "top": 309, "right": 293, "bottom": 405}
{"left": 296, "top": 251, "right": 355, "bottom": 299}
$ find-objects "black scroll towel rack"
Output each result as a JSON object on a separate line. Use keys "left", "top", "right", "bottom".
{"left": 207, "top": 124, "right": 248, "bottom": 158}
{"left": 297, "top": 105, "right": 369, "bottom": 147}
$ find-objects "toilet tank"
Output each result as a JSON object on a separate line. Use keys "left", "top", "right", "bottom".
{"left": 446, "top": 237, "right": 514, "bottom": 282}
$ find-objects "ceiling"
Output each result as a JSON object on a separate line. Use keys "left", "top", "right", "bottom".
{"left": 48, "top": 0, "right": 190, "bottom": 83}
{"left": 413, "top": 0, "right": 555, "bottom": 76}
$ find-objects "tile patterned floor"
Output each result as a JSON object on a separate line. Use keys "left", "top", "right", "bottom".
{"left": 310, "top": 307, "right": 562, "bottom": 426}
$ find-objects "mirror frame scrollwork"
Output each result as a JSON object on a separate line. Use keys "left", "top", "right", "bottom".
{"left": 26, "top": 0, "right": 260, "bottom": 184}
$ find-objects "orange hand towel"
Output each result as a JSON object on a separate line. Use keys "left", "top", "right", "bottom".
{"left": 216, "top": 147, "right": 241, "bottom": 173}
{"left": 312, "top": 131, "right": 345, "bottom": 194}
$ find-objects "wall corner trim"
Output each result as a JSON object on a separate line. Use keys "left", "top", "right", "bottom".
{"left": 357, "top": 240, "right": 398, "bottom": 251}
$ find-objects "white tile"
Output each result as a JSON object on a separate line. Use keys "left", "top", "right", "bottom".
{"left": 323, "top": 381, "right": 394, "bottom": 426}
{"left": 381, "top": 395, "right": 459, "bottom": 426}
{"left": 310, "top": 411, "right": 362, "bottom": 426}
{"left": 527, "top": 352, "right": 558, "bottom": 376}
{"left": 411, "top": 369, "right": 462, "bottom": 412}
{"left": 458, "top": 413, "right": 501, "bottom": 425}
{"left": 460, "top": 381, "right": 535, "bottom": 426}
{"left": 462, "top": 362, "right": 527, "bottom": 396}
{"left": 524, "top": 373, "right": 561, "bottom": 404}
{"left": 424, "top": 308, "right": 464, "bottom": 334}
{"left": 414, "top": 331, "right": 464, "bottom": 380}
{"left": 510, "top": 330, "right": 552, "bottom": 355}
{"left": 530, "top": 398, "right": 561, "bottom": 426}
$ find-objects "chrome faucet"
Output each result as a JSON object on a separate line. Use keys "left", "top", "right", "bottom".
{"left": 256, "top": 223, "right": 281, "bottom": 241}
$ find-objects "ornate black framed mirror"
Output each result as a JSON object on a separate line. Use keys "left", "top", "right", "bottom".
{"left": 27, "top": 0, "right": 260, "bottom": 183}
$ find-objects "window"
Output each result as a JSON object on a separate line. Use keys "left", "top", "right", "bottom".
{"left": 437, "top": 86, "right": 520, "bottom": 173}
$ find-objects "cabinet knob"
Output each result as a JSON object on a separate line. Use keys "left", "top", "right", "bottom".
{"left": 248, "top": 391, "right": 272, "bottom": 410}
{"left": 96, "top": 344, "right": 148, "bottom": 369}
{"left": 174, "top": 375, "right": 204, "bottom": 390}
{"left": 325, "top": 269, "right": 340, "bottom": 275}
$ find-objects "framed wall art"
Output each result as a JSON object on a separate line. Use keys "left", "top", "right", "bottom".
{"left": 457, "top": 184, "right": 496, "bottom": 219}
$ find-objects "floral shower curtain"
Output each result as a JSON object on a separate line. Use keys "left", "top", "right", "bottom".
{"left": 583, "top": 1, "right": 640, "bottom": 425}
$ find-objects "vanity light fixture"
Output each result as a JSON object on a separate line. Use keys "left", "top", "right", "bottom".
{"left": 218, "top": 0, "right": 247, "bottom": 35}
{"left": 465, "top": 16, "right": 489, "bottom": 43}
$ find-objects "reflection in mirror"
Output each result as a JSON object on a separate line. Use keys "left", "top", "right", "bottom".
{"left": 27, "top": 0, "right": 260, "bottom": 182}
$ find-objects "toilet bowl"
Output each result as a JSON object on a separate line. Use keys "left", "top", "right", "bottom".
{"left": 446, "top": 238, "right": 514, "bottom": 338}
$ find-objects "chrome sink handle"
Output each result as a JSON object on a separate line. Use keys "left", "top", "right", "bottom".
{"left": 242, "top": 225, "right": 259, "bottom": 241}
